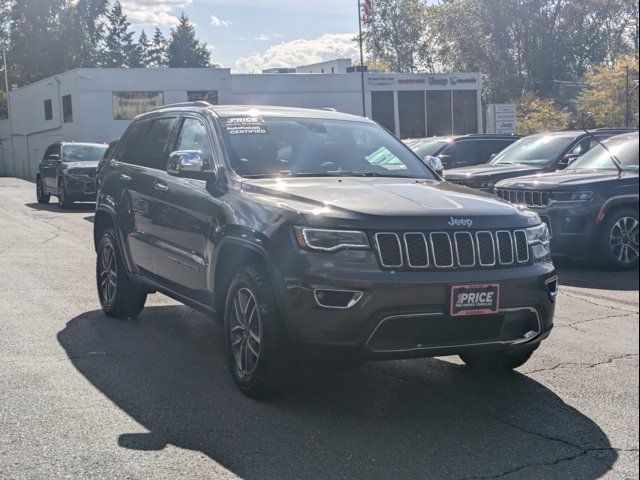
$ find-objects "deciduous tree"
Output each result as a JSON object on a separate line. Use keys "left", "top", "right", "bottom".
{"left": 514, "top": 92, "right": 571, "bottom": 135}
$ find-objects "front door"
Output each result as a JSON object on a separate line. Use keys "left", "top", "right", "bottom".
{"left": 42, "top": 143, "right": 61, "bottom": 190}
{"left": 146, "top": 115, "right": 221, "bottom": 303}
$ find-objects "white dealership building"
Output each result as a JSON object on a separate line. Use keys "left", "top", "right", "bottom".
{"left": 0, "top": 66, "right": 482, "bottom": 180}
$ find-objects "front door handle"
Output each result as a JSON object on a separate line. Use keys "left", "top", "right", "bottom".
{"left": 154, "top": 182, "right": 169, "bottom": 192}
{"left": 120, "top": 174, "right": 132, "bottom": 182}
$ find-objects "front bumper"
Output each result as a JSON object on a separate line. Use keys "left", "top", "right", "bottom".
{"left": 528, "top": 202, "right": 600, "bottom": 256}
{"left": 274, "top": 250, "right": 556, "bottom": 361}
{"left": 63, "top": 175, "right": 98, "bottom": 200}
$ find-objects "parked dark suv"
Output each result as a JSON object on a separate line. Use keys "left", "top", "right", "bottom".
{"left": 444, "top": 129, "right": 637, "bottom": 192}
{"left": 36, "top": 141, "right": 108, "bottom": 208}
{"left": 495, "top": 132, "right": 639, "bottom": 269}
{"left": 95, "top": 103, "right": 557, "bottom": 397}
{"left": 405, "top": 134, "right": 520, "bottom": 169}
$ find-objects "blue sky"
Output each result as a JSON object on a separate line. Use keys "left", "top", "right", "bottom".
{"left": 122, "top": 0, "right": 361, "bottom": 72}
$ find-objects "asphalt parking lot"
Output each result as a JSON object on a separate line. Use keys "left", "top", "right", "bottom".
{"left": 0, "top": 177, "right": 638, "bottom": 480}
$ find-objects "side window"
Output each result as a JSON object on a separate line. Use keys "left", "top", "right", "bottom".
{"left": 43, "top": 144, "right": 58, "bottom": 160}
{"left": 442, "top": 141, "right": 476, "bottom": 166}
{"left": 477, "top": 140, "right": 513, "bottom": 164}
{"left": 140, "top": 117, "right": 178, "bottom": 169}
{"left": 115, "top": 120, "right": 150, "bottom": 165}
{"left": 570, "top": 138, "right": 598, "bottom": 156}
{"left": 174, "top": 117, "right": 214, "bottom": 167}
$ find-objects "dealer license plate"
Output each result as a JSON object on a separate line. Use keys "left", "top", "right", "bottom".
{"left": 450, "top": 284, "right": 500, "bottom": 317}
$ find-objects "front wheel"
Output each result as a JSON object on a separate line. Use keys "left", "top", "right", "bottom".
{"left": 460, "top": 348, "right": 535, "bottom": 372}
{"left": 223, "top": 263, "right": 290, "bottom": 398}
{"left": 36, "top": 177, "right": 50, "bottom": 204}
{"left": 96, "top": 228, "right": 147, "bottom": 319}
{"left": 58, "top": 179, "right": 73, "bottom": 209}
{"left": 598, "top": 209, "right": 639, "bottom": 270}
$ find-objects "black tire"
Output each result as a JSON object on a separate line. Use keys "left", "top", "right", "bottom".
{"left": 597, "top": 208, "right": 639, "bottom": 270}
{"left": 96, "top": 228, "right": 147, "bottom": 319}
{"left": 58, "top": 179, "right": 74, "bottom": 209}
{"left": 36, "top": 176, "right": 50, "bottom": 204}
{"left": 460, "top": 348, "right": 535, "bottom": 372}
{"left": 223, "top": 263, "right": 290, "bottom": 398}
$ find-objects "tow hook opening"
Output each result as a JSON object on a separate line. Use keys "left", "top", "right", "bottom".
{"left": 545, "top": 276, "right": 559, "bottom": 302}
{"left": 314, "top": 289, "right": 363, "bottom": 309}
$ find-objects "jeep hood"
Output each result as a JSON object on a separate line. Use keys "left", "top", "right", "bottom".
{"left": 242, "top": 177, "right": 539, "bottom": 230}
{"left": 496, "top": 169, "right": 634, "bottom": 189}
{"left": 444, "top": 164, "right": 543, "bottom": 181}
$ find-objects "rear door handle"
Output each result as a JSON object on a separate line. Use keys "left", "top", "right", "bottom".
{"left": 120, "top": 174, "right": 132, "bottom": 182}
{"left": 154, "top": 182, "right": 169, "bottom": 192}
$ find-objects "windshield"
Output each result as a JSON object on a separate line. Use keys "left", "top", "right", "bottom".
{"left": 569, "top": 136, "right": 639, "bottom": 171}
{"left": 219, "top": 116, "right": 434, "bottom": 179}
{"left": 491, "top": 134, "right": 576, "bottom": 166}
{"left": 63, "top": 145, "right": 108, "bottom": 162}
{"left": 408, "top": 139, "right": 449, "bottom": 159}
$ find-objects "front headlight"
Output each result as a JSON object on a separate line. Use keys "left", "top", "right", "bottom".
{"left": 526, "top": 223, "right": 551, "bottom": 261}
{"left": 551, "top": 191, "right": 594, "bottom": 202}
{"left": 294, "top": 226, "right": 370, "bottom": 252}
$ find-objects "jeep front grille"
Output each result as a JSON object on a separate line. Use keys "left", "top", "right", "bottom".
{"left": 374, "top": 229, "right": 529, "bottom": 270}
{"left": 495, "top": 188, "right": 550, "bottom": 207}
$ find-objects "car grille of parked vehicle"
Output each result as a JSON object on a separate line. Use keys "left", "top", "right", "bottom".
{"left": 495, "top": 188, "right": 551, "bottom": 207}
{"left": 374, "top": 229, "right": 530, "bottom": 270}
{"left": 68, "top": 168, "right": 97, "bottom": 177}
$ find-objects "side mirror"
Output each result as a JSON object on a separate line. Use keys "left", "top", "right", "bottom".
{"left": 424, "top": 155, "right": 444, "bottom": 177}
{"left": 558, "top": 154, "right": 579, "bottom": 170}
{"left": 489, "top": 153, "right": 498, "bottom": 160}
{"left": 167, "top": 150, "right": 212, "bottom": 180}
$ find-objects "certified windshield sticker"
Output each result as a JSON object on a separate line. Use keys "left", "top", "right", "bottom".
{"left": 224, "top": 117, "right": 267, "bottom": 135}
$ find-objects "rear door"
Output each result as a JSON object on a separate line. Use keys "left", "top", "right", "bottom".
{"left": 42, "top": 143, "right": 61, "bottom": 189}
{"left": 121, "top": 116, "right": 180, "bottom": 278}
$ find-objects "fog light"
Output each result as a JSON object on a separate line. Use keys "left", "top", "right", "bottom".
{"left": 314, "top": 289, "right": 363, "bottom": 309}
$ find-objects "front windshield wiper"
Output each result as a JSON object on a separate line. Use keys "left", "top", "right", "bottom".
{"left": 582, "top": 130, "right": 624, "bottom": 174}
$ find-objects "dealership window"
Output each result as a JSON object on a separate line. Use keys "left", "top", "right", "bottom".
{"left": 44, "top": 99, "right": 53, "bottom": 121}
{"left": 452, "top": 90, "right": 478, "bottom": 134}
{"left": 371, "top": 91, "right": 396, "bottom": 134}
{"left": 398, "top": 91, "right": 426, "bottom": 139}
{"left": 426, "top": 91, "right": 452, "bottom": 136}
{"left": 113, "top": 92, "right": 164, "bottom": 120}
{"left": 187, "top": 91, "right": 218, "bottom": 105}
{"left": 62, "top": 95, "right": 73, "bottom": 123}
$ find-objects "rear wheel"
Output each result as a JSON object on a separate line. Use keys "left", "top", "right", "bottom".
{"left": 460, "top": 348, "right": 535, "bottom": 372}
{"left": 36, "top": 177, "right": 50, "bottom": 204}
{"left": 598, "top": 208, "right": 639, "bottom": 270}
{"left": 58, "top": 179, "right": 73, "bottom": 209}
{"left": 96, "top": 228, "right": 147, "bottom": 319}
{"left": 223, "top": 263, "right": 290, "bottom": 398}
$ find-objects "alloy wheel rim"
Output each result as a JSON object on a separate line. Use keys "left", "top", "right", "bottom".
{"left": 609, "top": 216, "right": 639, "bottom": 264}
{"left": 99, "top": 243, "right": 118, "bottom": 307}
{"left": 229, "top": 287, "right": 262, "bottom": 376}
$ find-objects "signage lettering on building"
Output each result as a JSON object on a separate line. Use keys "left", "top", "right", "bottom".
{"left": 428, "top": 76, "right": 448, "bottom": 86}
{"left": 398, "top": 78, "right": 426, "bottom": 85}
{"left": 367, "top": 77, "right": 396, "bottom": 86}
{"left": 486, "top": 104, "right": 517, "bottom": 135}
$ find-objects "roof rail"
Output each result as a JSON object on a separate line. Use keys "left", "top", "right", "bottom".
{"left": 149, "top": 101, "right": 212, "bottom": 112}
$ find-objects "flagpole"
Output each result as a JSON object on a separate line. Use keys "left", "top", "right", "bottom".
{"left": 358, "top": 0, "right": 366, "bottom": 117}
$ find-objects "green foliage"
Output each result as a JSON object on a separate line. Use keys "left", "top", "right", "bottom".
{"left": 362, "top": 0, "right": 433, "bottom": 73}
{"left": 168, "top": 13, "right": 210, "bottom": 68}
{"left": 0, "top": 90, "right": 7, "bottom": 120}
{"left": 576, "top": 57, "right": 639, "bottom": 128}
{"left": 129, "top": 30, "right": 151, "bottom": 69}
{"left": 149, "top": 28, "right": 169, "bottom": 68}
{"left": 102, "top": 0, "right": 134, "bottom": 68}
{"left": 513, "top": 92, "right": 571, "bottom": 135}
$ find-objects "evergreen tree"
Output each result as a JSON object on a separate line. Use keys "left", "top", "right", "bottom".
{"left": 63, "top": 0, "right": 108, "bottom": 69}
{"left": 129, "top": 29, "right": 151, "bottom": 68}
{"left": 102, "top": 0, "right": 134, "bottom": 68}
{"left": 149, "top": 27, "right": 168, "bottom": 67}
{"left": 168, "top": 13, "right": 210, "bottom": 68}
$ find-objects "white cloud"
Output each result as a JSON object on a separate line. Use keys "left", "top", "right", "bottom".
{"left": 200, "top": 0, "right": 351, "bottom": 15}
{"left": 234, "top": 33, "right": 359, "bottom": 73}
{"left": 121, "top": 0, "right": 192, "bottom": 27}
{"left": 254, "top": 34, "right": 270, "bottom": 41}
{"left": 210, "top": 15, "right": 232, "bottom": 27}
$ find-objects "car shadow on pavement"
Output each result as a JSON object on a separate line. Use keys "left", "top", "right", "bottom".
{"left": 25, "top": 202, "right": 96, "bottom": 213}
{"left": 555, "top": 258, "right": 639, "bottom": 291}
{"left": 58, "top": 306, "right": 616, "bottom": 480}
